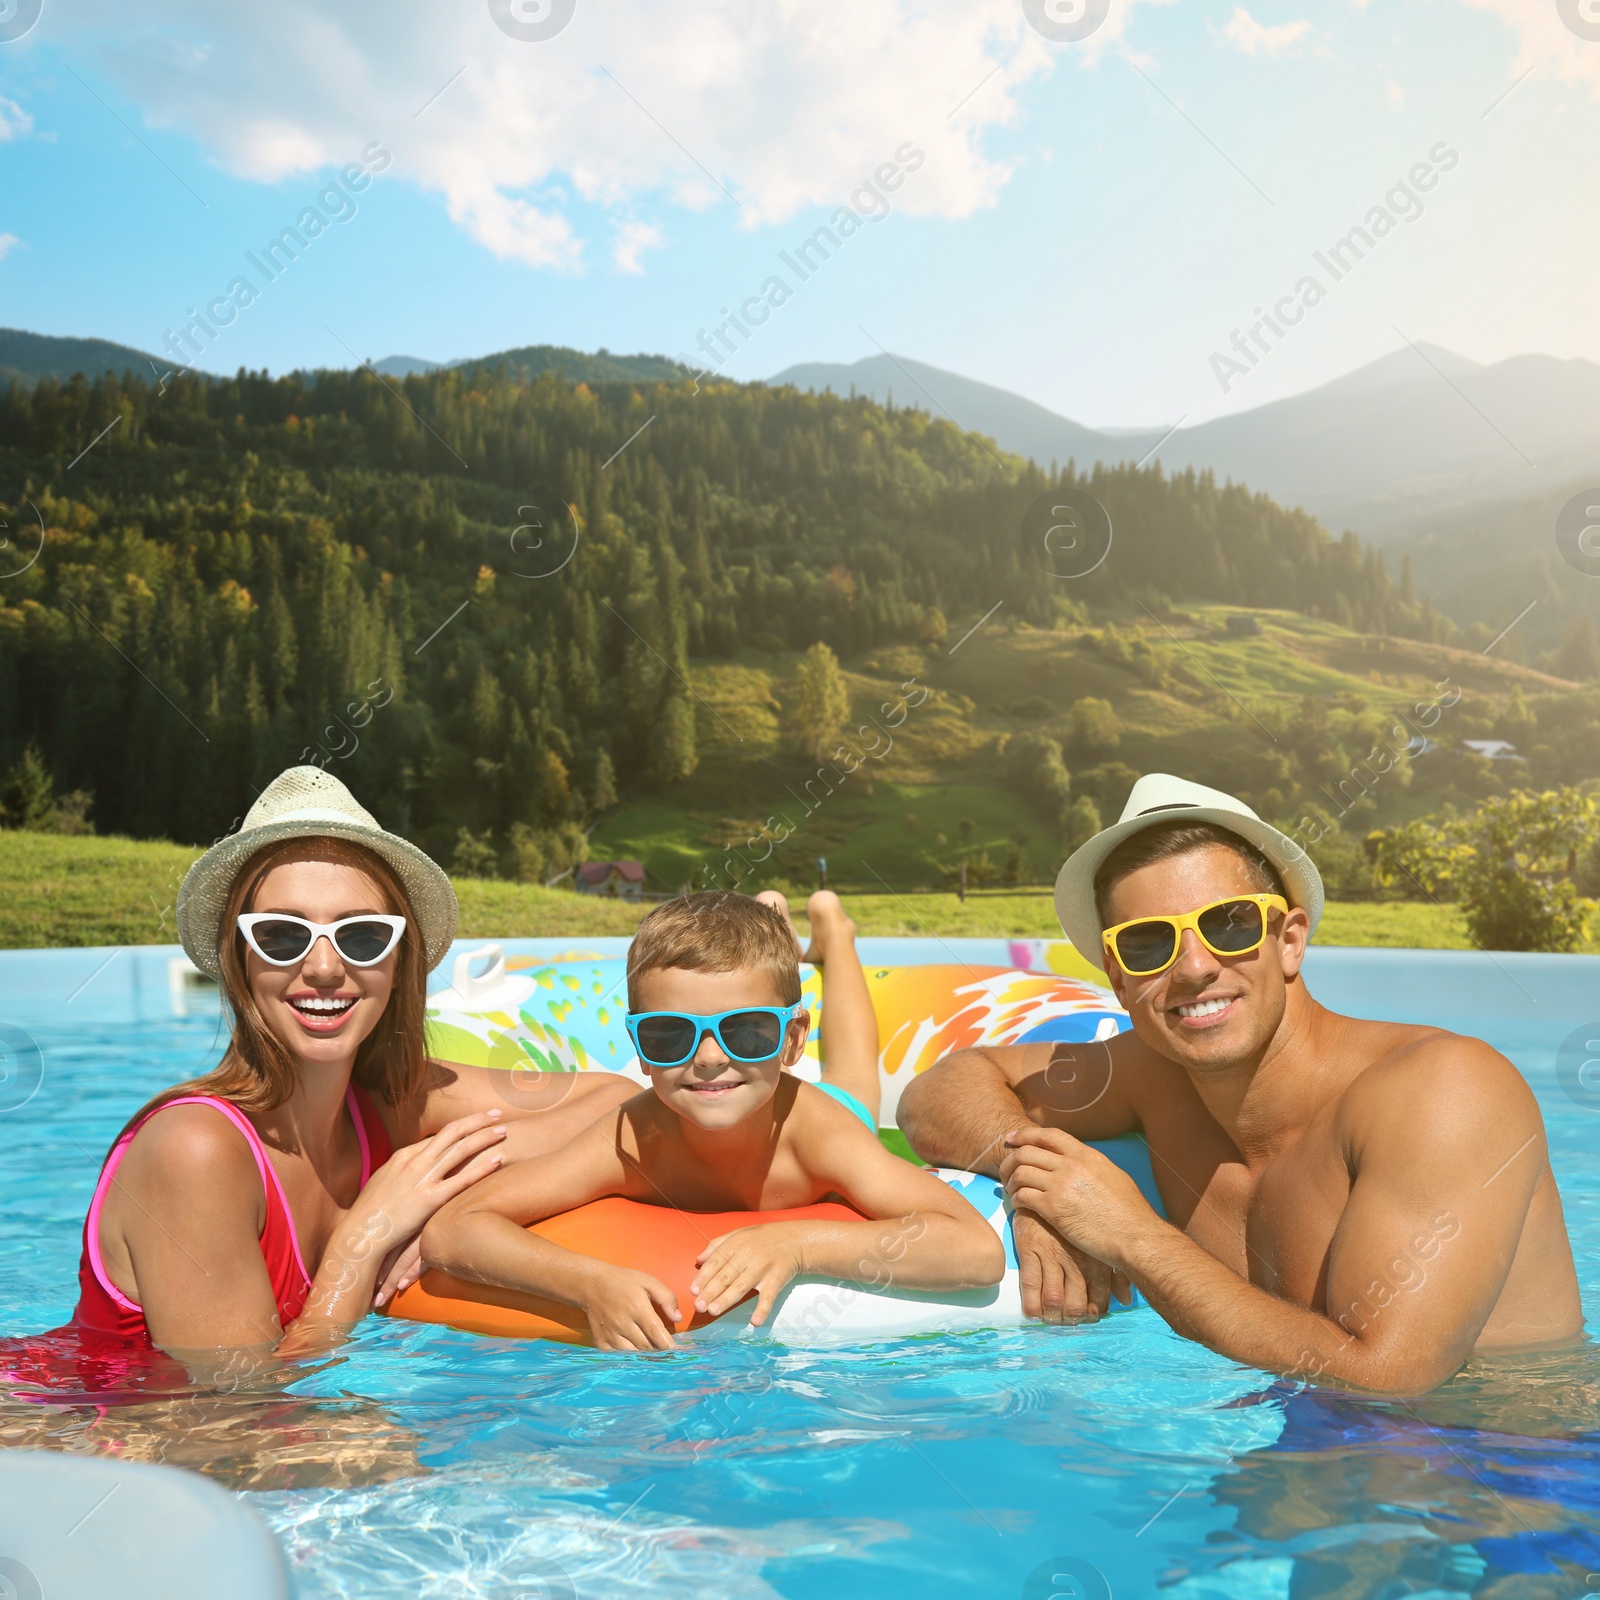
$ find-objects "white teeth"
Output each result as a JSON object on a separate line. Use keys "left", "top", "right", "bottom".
{"left": 1177, "top": 998, "right": 1230, "bottom": 1019}
{"left": 292, "top": 997, "right": 355, "bottom": 1013}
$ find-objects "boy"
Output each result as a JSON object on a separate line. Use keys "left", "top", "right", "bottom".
{"left": 422, "top": 892, "right": 1004, "bottom": 1350}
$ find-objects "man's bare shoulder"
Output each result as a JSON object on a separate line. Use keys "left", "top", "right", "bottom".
{"left": 1335, "top": 1017, "right": 1539, "bottom": 1149}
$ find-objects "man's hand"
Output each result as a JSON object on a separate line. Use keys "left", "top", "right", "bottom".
{"left": 581, "top": 1266, "right": 681, "bottom": 1352}
{"left": 1001, "top": 1125, "right": 1161, "bottom": 1270}
{"left": 692, "top": 1223, "right": 806, "bottom": 1327}
{"left": 1011, "top": 1209, "right": 1129, "bottom": 1322}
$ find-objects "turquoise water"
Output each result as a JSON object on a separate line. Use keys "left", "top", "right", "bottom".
{"left": 2, "top": 943, "right": 1598, "bottom": 1598}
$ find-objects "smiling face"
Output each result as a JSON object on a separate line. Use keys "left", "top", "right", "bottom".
{"left": 241, "top": 851, "right": 400, "bottom": 1073}
{"left": 1100, "top": 843, "right": 1309, "bottom": 1073}
{"left": 632, "top": 963, "right": 809, "bottom": 1133}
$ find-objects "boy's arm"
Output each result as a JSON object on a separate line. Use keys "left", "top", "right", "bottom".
{"left": 691, "top": 1091, "right": 1007, "bottom": 1325}
{"left": 421, "top": 1098, "right": 682, "bottom": 1351}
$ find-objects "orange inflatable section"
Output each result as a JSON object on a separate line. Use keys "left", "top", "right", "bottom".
{"left": 387, "top": 1195, "right": 864, "bottom": 1343}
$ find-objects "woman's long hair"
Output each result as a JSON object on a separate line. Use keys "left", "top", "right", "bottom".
{"left": 118, "top": 836, "right": 430, "bottom": 1141}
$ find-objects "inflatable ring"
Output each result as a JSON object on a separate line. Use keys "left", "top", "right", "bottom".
{"left": 386, "top": 1145, "right": 1162, "bottom": 1346}
{"left": 387, "top": 1196, "right": 866, "bottom": 1343}
{"left": 408, "top": 946, "right": 1164, "bottom": 1344}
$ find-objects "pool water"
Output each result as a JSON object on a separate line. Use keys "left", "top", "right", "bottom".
{"left": 2, "top": 943, "right": 1598, "bottom": 1598}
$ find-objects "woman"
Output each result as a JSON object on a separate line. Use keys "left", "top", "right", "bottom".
{"left": 72, "top": 765, "right": 633, "bottom": 1364}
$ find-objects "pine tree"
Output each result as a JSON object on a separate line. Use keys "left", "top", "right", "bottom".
{"left": 787, "top": 642, "right": 851, "bottom": 759}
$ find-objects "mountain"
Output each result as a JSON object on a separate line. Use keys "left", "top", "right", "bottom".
{"left": 371, "top": 355, "right": 441, "bottom": 378}
{"left": 453, "top": 343, "right": 689, "bottom": 384}
{"left": 769, "top": 347, "right": 1600, "bottom": 543}
{"left": 769, "top": 353, "right": 1118, "bottom": 471}
{"left": 369, "top": 343, "right": 690, "bottom": 385}
{"left": 1151, "top": 349, "right": 1600, "bottom": 539}
{"left": 0, "top": 328, "right": 165, "bottom": 389}
{"left": 0, "top": 360, "right": 1442, "bottom": 854}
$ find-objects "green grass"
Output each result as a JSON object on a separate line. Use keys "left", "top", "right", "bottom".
{"left": 7, "top": 830, "right": 1590, "bottom": 953}
{"left": 0, "top": 830, "right": 650, "bottom": 948}
{"left": 0, "top": 829, "right": 200, "bottom": 947}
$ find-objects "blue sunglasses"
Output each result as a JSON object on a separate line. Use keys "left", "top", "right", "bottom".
{"left": 625, "top": 1005, "right": 802, "bottom": 1069}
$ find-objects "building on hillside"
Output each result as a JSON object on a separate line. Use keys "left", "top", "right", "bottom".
{"left": 575, "top": 860, "right": 646, "bottom": 898}
{"left": 1461, "top": 739, "right": 1526, "bottom": 763}
{"left": 1225, "top": 614, "right": 1263, "bottom": 637}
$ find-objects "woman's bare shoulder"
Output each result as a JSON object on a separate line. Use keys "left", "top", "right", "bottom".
{"left": 116, "top": 1101, "right": 260, "bottom": 1193}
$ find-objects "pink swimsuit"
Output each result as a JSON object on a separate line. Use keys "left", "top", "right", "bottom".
{"left": 71, "top": 1085, "right": 394, "bottom": 1347}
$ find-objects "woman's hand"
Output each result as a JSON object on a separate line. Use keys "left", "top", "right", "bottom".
{"left": 353, "top": 1109, "right": 508, "bottom": 1245}
{"left": 692, "top": 1223, "right": 806, "bottom": 1327}
{"left": 372, "top": 1235, "right": 424, "bottom": 1309}
{"left": 293, "top": 1111, "right": 509, "bottom": 1341}
{"left": 581, "top": 1266, "right": 681, "bottom": 1351}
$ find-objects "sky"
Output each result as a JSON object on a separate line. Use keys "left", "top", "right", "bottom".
{"left": 1, "top": 0, "right": 1598, "bottom": 426}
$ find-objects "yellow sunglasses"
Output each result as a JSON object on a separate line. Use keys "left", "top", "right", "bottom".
{"left": 1102, "top": 893, "right": 1289, "bottom": 977}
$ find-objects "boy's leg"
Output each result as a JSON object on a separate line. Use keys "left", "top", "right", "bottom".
{"left": 756, "top": 888, "right": 881, "bottom": 1122}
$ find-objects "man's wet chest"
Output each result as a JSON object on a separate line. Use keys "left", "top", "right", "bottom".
{"left": 1179, "top": 1133, "right": 1352, "bottom": 1303}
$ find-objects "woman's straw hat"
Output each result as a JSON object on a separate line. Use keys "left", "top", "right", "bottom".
{"left": 1054, "top": 772, "right": 1324, "bottom": 972}
{"left": 176, "top": 765, "right": 458, "bottom": 979}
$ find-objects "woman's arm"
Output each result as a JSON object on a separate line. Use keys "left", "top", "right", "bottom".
{"left": 112, "top": 1108, "right": 296, "bottom": 1364}
{"left": 114, "top": 1106, "right": 509, "bottom": 1370}
{"left": 277, "top": 1110, "right": 508, "bottom": 1358}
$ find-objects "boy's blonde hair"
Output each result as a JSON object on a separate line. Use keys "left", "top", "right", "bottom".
{"left": 626, "top": 892, "right": 802, "bottom": 1008}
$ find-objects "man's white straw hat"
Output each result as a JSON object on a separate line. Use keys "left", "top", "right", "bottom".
{"left": 176, "top": 765, "right": 458, "bottom": 979}
{"left": 1054, "top": 772, "right": 1324, "bottom": 972}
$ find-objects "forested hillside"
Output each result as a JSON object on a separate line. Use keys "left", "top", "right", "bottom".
{"left": 0, "top": 363, "right": 1452, "bottom": 866}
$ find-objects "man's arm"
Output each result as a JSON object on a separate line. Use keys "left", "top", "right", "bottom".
{"left": 896, "top": 1039, "right": 1138, "bottom": 1176}
{"left": 896, "top": 1039, "right": 1140, "bottom": 1323}
{"left": 1002, "top": 1045, "right": 1556, "bottom": 1393}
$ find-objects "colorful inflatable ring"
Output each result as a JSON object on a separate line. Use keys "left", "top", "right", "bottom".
{"left": 409, "top": 946, "right": 1164, "bottom": 1344}
{"left": 387, "top": 1196, "right": 865, "bottom": 1343}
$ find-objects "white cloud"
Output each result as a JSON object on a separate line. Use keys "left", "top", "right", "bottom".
{"left": 63, "top": 0, "right": 1084, "bottom": 271}
{"left": 0, "top": 233, "right": 19, "bottom": 261}
{"left": 0, "top": 97, "right": 34, "bottom": 140}
{"left": 612, "top": 219, "right": 663, "bottom": 275}
{"left": 1452, "top": 0, "right": 1600, "bottom": 97}
{"left": 1220, "top": 5, "right": 1311, "bottom": 56}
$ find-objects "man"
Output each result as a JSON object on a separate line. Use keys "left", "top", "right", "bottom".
{"left": 897, "top": 774, "right": 1582, "bottom": 1392}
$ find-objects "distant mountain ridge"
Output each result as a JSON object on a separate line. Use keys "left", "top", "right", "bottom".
{"left": 11, "top": 321, "right": 1599, "bottom": 601}
{"left": 0, "top": 328, "right": 164, "bottom": 389}
{"left": 1, "top": 328, "right": 690, "bottom": 391}
{"left": 376, "top": 344, "right": 689, "bottom": 385}
{"left": 769, "top": 347, "right": 1600, "bottom": 541}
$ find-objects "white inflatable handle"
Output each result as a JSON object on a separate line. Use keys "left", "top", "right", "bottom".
{"left": 454, "top": 944, "right": 505, "bottom": 1004}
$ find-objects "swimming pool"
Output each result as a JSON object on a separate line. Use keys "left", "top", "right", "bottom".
{"left": 2, "top": 942, "right": 1597, "bottom": 1597}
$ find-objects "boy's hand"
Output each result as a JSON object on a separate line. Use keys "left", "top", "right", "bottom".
{"left": 582, "top": 1266, "right": 681, "bottom": 1351}
{"left": 692, "top": 1223, "right": 806, "bottom": 1327}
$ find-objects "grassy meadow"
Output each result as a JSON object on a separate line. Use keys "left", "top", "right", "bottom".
{"left": 587, "top": 604, "right": 1569, "bottom": 893}
{"left": 0, "top": 828, "right": 1576, "bottom": 953}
